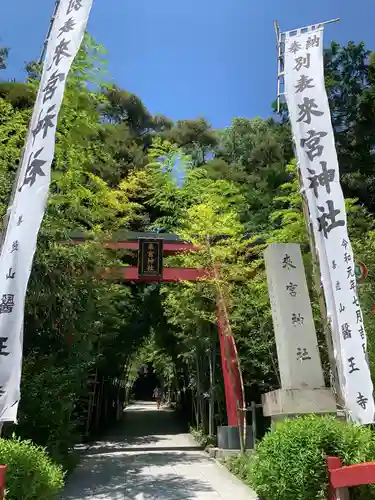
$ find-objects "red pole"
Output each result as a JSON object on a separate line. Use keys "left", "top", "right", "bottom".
{"left": 0, "top": 465, "right": 7, "bottom": 500}
{"left": 217, "top": 306, "right": 243, "bottom": 426}
{"left": 327, "top": 456, "right": 341, "bottom": 500}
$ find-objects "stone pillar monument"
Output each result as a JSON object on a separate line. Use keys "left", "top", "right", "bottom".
{"left": 262, "top": 243, "right": 336, "bottom": 420}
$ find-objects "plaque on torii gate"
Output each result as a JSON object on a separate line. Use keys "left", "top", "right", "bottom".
{"left": 138, "top": 239, "right": 163, "bottom": 279}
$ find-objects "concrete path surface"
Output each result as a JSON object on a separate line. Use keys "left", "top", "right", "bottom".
{"left": 61, "top": 401, "right": 258, "bottom": 500}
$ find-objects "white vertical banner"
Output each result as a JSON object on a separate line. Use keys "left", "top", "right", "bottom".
{"left": 0, "top": 0, "right": 93, "bottom": 422}
{"left": 284, "top": 26, "right": 375, "bottom": 423}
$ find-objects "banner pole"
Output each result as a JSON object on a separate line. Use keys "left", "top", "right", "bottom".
{"left": 39, "top": 1, "right": 61, "bottom": 65}
{"left": 274, "top": 19, "right": 345, "bottom": 413}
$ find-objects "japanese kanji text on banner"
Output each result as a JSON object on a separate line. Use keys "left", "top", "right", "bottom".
{"left": 283, "top": 26, "right": 375, "bottom": 423}
{"left": 0, "top": 0, "right": 93, "bottom": 422}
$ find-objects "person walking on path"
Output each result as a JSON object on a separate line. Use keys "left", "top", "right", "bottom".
{"left": 153, "top": 386, "right": 163, "bottom": 409}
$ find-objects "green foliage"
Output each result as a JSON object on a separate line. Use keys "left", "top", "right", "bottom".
{"left": 190, "top": 425, "right": 216, "bottom": 448}
{"left": 0, "top": 437, "right": 64, "bottom": 500}
{"left": 275, "top": 41, "right": 375, "bottom": 212}
{"left": 161, "top": 117, "right": 217, "bottom": 166}
{"left": 0, "top": 34, "right": 151, "bottom": 467}
{"left": 136, "top": 139, "right": 281, "bottom": 427}
{"left": 0, "top": 83, "right": 36, "bottom": 110}
{"left": 130, "top": 332, "right": 176, "bottom": 391}
{"left": 323, "top": 41, "right": 375, "bottom": 211}
{"left": 0, "top": 46, "right": 8, "bottom": 70}
{"left": 212, "top": 117, "right": 293, "bottom": 233}
{"left": 2, "top": 30, "right": 375, "bottom": 493}
{"left": 227, "top": 415, "right": 375, "bottom": 500}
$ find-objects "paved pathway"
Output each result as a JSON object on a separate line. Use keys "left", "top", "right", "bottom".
{"left": 61, "top": 401, "right": 257, "bottom": 500}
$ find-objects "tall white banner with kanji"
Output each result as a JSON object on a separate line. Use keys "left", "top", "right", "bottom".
{"left": 0, "top": 0, "right": 93, "bottom": 422}
{"left": 284, "top": 26, "right": 375, "bottom": 423}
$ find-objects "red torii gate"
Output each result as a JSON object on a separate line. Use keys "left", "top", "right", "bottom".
{"left": 71, "top": 231, "right": 244, "bottom": 426}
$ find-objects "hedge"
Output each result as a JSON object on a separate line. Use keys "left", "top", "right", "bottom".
{"left": 0, "top": 436, "right": 64, "bottom": 500}
{"left": 226, "top": 414, "right": 375, "bottom": 500}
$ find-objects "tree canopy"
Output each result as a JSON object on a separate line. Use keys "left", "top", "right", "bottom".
{"left": 0, "top": 33, "right": 375, "bottom": 467}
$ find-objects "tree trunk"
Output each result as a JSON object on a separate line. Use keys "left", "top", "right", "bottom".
{"left": 116, "top": 392, "right": 121, "bottom": 421}
{"left": 208, "top": 341, "right": 216, "bottom": 436}
{"left": 195, "top": 349, "right": 204, "bottom": 429}
{"left": 192, "top": 392, "right": 199, "bottom": 427}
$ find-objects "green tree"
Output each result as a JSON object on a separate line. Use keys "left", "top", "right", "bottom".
{"left": 0, "top": 45, "right": 8, "bottom": 70}
{"left": 0, "top": 35, "right": 147, "bottom": 466}
{"left": 211, "top": 117, "right": 293, "bottom": 233}
{"left": 275, "top": 41, "right": 375, "bottom": 212}
{"left": 162, "top": 118, "right": 218, "bottom": 166}
{"left": 131, "top": 140, "right": 281, "bottom": 434}
{"left": 324, "top": 41, "right": 375, "bottom": 211}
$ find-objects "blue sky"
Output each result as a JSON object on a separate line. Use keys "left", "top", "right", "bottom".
{"left": 1, "top": 0, "right": 374, "bottom": 129}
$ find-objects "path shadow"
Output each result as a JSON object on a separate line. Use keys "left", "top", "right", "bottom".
{"left": 86, "top": 445, "right": 202, "bottom": 455}
{"left": 85, "top": 402, "right": 196, "bottom": 453}
{"left": 121, "top": 402, "right": 188, "bottom": 436}
{"left": 62, "top": 451, "right": 215, "bottom": 500}
{"left": 62, "top": 403, "right": 212, "bottom": 499}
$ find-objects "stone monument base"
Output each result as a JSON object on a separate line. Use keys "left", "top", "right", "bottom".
{"left": 217, "top": 425, "right": 253, "bottom": 450}
{"left": 262, "top": 388, "right": 337, "bottom": 421}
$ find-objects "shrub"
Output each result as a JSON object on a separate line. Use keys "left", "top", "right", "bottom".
{"left": 226, "top": 415, "right": 375, "bottom": 500}
{"left": 190, "top": 425, "right": 217, "bottom": 448}
{"left": 0, "top": 436, "right": 65, "bottom": 500}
